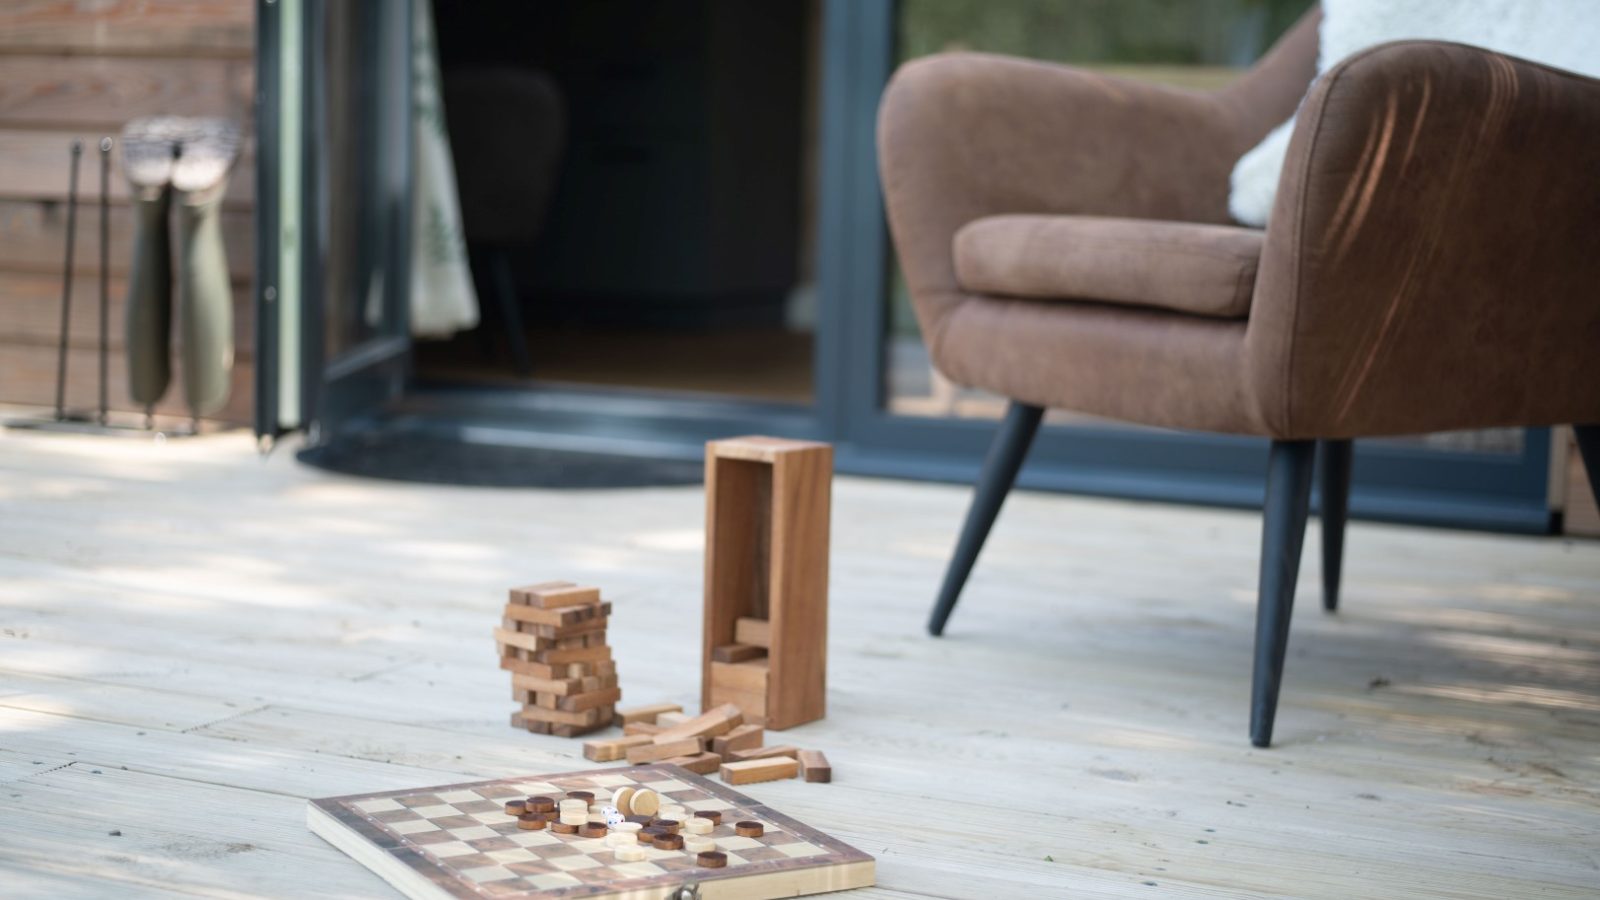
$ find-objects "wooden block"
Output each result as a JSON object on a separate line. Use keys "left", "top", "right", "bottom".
{"left": 499, "top": 656, "right": 581, "bottom": 681}
{"left": 517, "top": 705, "right": 606, "bottom": 728}
{"left": 651, "top": 703, "right": 743, "bottom": 745}
{"left": 614, "top": 703, "right": 683, "bottom": 727}
{"left": 525, "top": 616, "right": 611, "bottom": 640}
{"left": 710, "top": 723, "right": 765, "bottom": 757}
{"left": 558, "top": 686, "right": 622, "bottom": 713}
{"left": 654, "top": 711, "right": 692, "bottom": 727}
{"left": 494, "top": 628, "right": 559, "bottom": 654}
{"left": 510, "top": 584, "right": 601, "bottom": 609}
{"left": 503, "top": 601, "right": 611, "bottom": 629}
{"left": 550, "top": 719, "right": 611, "bottom": 738}
{"left": 529, "top": 644, "right": 613, "bottom": 666}
{"left": 661, "top": 752, "right": 722, "bottom": 776}
{"left": 719, "top": 756, "right": 799, "bottom": 785}
{"left": 509, "top": 673, "right": 584, "bottom": 697}
{"left": 506, "top": 580, "right": 575, "bottom": 604}
{"left": 728, "top": 744, "right": 801, "bottom": 762}
{"left": 511, "top": 711, "right": 551, "bottom": 734}
{"left": 711, "top": 643, "right": 767, "bottom": 664}
{"left": 797, "top": 749, "right": 831, "bottom": 783}
{"left": 623, "top": 722, "right": 665, "bottom": 736}
{"left": 582, "top": 734, "right": 655, "bottom": 762}
{"left": 626, "top": 736, "right": 705, "bottom": 765}
{"left": 733, "top": 617, "right": 771, "bottom": 649}
{"left": 578, "top": 673, "right": 619, "bottom": 693}
{"left": 710, "top": 659, "right": 769, "bottom": 694}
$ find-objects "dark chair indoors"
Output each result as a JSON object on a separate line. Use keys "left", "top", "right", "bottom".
{"left": 444, "top": 67, "right": 567, "bottom": 376}
{"left": 876, "top": 7, "right": 1600, "bottom": 746}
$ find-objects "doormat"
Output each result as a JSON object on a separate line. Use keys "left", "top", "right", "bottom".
{"left": 297, "top": 432, "right": 703, "bottom": 489}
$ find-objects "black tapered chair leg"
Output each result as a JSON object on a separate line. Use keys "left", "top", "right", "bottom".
{"left": 1574, "top": 425, "right": 1600, "bottom": 508}
{"left": 927, "top": 402, "right": 1044, "bottom": 636}
{"left": 1318, "top": 439, "right": 1353, "bottom": 613}
{"left": 1250, "top": 439, "right": 1317, "bottom": 748}
{"left": 490, "top": 248, "right": 534, "bottom": 377}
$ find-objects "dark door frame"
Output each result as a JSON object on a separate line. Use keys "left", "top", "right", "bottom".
{"left": 256, "top": 0, "right": 412, "bottom": 445}
{"left": 256, "top": 0, "right": 1555, "bottom": 533}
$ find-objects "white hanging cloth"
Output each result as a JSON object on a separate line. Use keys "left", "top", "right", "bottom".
{"left": 408, "top": 0, "right": 480, "bottom": 338}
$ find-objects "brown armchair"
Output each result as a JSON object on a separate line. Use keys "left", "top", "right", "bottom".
{"left": 878, "top": 8, "right": 1600, "bottom": 746}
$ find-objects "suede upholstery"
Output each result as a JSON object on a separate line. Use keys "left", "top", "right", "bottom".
{"left": 878, "top": 7, "right": 1600, "bottom": 439}
{"left": 955, "top": 215, "right": 1263, "bottom": 319}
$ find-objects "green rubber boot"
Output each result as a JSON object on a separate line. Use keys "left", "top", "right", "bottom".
{"left": 171, "top": 118, "right": 241, "bottom": 419}
{"left": 120, "top": 117, "right": 184, "bottom": 411}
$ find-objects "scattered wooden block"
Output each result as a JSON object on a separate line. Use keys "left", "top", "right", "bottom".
{"left": 733, "top": 617, "right": 771, "bottom": 649}
{"left": 510, "top": 584, "right": 601, "bottom": 609}
{"left": 710, "top": 724, "right": 765, "bottom": 757}
{"left": 582, "top": 734, "right": 655, "bottom": 762}
{"left": 797, "top": 749, "right": 831, "bottom": 783}
{"left": 614, "top": 703, "right": 683, "bottom": 727}
{"left": 652, "top": 704, "right": 744, "bottom": 745}
{"left": 711, "top": 643, "right": 767, "bottom": 664}
{"left": 655, "top": 711, "right": 692, "bottom": 727}
{"left": 661, "top": 752, "right": 722, "bottom": 776}
{"left": 623, "top": 721, "right": 666, "bottom": 736}
{"left": 626, "top": 736, "right": 705, "bottom": 765}
{"left": 720, "top": 756, "right": 798, "bottom": 785}
{"left": 727, "top": 744, "right": 802, "bottom": 762}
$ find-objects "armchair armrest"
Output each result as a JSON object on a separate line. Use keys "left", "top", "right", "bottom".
{"left": 879, "top": 53, "right": 1273, "bottom": 359}
{"left": 1246, "top": 41, "right": 1600, "bottom": 438}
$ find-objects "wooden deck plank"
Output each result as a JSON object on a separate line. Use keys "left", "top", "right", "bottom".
{"left": 0, "top": 426, "right": 1597, "bottom": 897}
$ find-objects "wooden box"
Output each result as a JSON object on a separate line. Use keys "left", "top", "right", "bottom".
{"left": 701, "top": 436, "right": 831, "bottom": 730}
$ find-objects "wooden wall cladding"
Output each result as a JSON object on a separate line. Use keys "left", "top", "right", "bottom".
{"left": 0, "top": 1, "right": 256, "bottom": 425}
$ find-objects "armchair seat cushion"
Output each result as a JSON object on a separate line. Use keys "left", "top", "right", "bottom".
{"left": 953, "top": 215, "right": 1264, "bottom": 319}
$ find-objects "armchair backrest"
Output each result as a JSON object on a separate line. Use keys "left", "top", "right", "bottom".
{"left": 1219, "top": 6, "right": 1324, "bottom": 153}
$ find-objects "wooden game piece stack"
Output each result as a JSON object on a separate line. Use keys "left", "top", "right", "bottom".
{"left": 702, "top": 437, "right": 832, "bottom": 731}
{"left": 586, "top": 702, "right": 833, "bottom": 785}
{"left": 496, "top": 581, "right": 620, "bottom": 737}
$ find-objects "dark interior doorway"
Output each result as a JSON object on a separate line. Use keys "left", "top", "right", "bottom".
{"left": 424, "top": 0, "right": 821, "bottom": 406}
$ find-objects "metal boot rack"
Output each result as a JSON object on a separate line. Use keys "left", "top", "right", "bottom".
{"left": 6, "top": 137, "right": 199, "bottom": 439}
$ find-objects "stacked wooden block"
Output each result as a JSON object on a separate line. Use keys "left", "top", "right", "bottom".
{"left": 707, "top": 617, "right": 772, "bottom": 721}
{"left": 497, "top": 581, "right": 619, "bottom": 737}
{"left": 584, "top": 703, "right": 831, "bottom": 785}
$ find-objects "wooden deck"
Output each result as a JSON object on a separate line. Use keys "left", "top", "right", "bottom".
{"left": 2, "top": 426, "right": 1597, "bottom": 898}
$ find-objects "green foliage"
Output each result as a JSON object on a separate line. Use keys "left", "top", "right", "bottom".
{"left": 897, "top": 0, "right": 1314, "bottom": 67}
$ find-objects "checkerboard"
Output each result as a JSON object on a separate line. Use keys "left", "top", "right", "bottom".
{"left": 307, "top": 764, "right": 875, "bottom": 899}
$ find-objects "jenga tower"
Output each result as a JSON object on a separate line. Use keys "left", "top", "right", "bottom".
{"left": 701, "top": 436, "right": 832, "bottom": 730}
{"left": 496, "top": 582, "right": 620, "bottom": 737}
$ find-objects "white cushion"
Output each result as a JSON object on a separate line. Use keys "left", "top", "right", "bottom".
{"left": 1228, "top": 0, "right": 1600, "bottom": 228}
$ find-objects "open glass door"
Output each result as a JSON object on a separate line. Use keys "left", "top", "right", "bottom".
{"left": 255, "top": 0, "right": 412, "bottom": 445}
